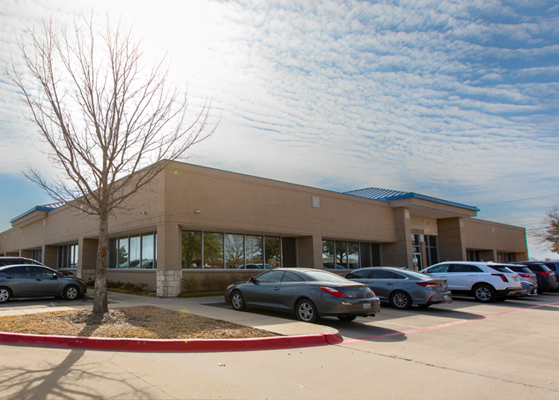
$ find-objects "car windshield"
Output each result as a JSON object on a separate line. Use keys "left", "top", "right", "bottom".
{"left": 488, "top": 265, "right": 514, "bottom": 273}
{"left": 304, "top": 270, "right": 350, "bottom": 283}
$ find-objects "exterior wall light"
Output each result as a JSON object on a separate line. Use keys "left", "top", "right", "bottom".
{"left": 194, "top": 210, "right": 201, "bottom": 214}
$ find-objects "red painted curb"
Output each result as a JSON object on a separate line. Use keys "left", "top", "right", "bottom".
{"left": 0, "top": 331, "right": 343, "bottom": 352}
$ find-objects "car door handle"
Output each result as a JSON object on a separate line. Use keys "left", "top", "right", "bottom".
{"left": 35, "top": 279, "right": 42, "bottom": 281}
{"left": 274, "top": 287, "right": 280, "bottom": 291}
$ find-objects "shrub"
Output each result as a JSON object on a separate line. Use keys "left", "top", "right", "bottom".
{"left": 181, "top": 276, "right": 199, "bottom": 293}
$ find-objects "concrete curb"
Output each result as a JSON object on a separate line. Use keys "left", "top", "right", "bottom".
{"left": 0, "top": 330, "right": 343, "bottom": 352}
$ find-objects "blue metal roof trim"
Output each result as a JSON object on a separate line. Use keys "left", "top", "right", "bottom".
{"left": 344, "top": 188, "right": 479, "bottom": 212}
{"left": 9, "top": 203, "right": 62, "bottom": 223}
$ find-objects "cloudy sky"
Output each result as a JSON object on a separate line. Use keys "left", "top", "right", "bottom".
{"left": 1, "top": 0, "right": 558, "bottom": 259}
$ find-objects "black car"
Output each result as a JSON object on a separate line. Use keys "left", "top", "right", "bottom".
{"left": 0, "top": 264, "right": 87, "bottom": 303}
{"left": 225, "top": 268, "right": 381, "bottom": 323}
{"left": 512, "top": 262, "right": 558, "bottom": 294}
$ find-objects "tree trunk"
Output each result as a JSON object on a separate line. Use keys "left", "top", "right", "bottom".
{"left": 92, "top": 214, "right": 109, "bottom": 314}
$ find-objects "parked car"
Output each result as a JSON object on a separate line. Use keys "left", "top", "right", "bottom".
{"left": 503, "top": 265, "right": 538, "bottom": 296}
{"left": 0, "top": 257, "right": 44, "bottom": 267}
{"left": 530, "top": 262, "right": 559, "bottom": 292}
{"left": 0, "top": 264, "right": 87, "bottom": 303}
{"left": 224, "top": 268, "right": 380, "bottom": 322}
{"left": 511, "top": 262, "right": 558, "bottom": 294}
{"left": 344, "top": 267, "right": 451, "bottom": 309}
{"left": 420, "top": 262, "right": 522, "bottom": 302}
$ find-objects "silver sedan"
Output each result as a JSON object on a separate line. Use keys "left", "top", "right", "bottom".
{"left": 344, "top": 267, "right": 451, "bottom": 309}
{"left": 224, "top": 268, "right": 380, "bottom": 323}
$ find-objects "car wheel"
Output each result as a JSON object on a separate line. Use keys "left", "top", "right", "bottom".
{"left": 337, "top": 316, "right": 357, "bottom": 322}
{"left": 473, "top": 284, "right": 496, "bottom": 303}
{"left": 390, "top": 291, "right": 412, "bottom": 310}
{"left": 0, "top": 287, "right": 11, "bottom": 303}
{"left": 295, "top": 299, "right": 318, "bottom": 323}
{"left": 230, "top": 291, "right": 246, "bottom": 311}
{"left": 63, "top": 285, "right": 79, "bottom": 300}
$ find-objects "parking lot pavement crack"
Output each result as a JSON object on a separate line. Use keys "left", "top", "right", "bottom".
{"left": 337, "top": 345, "right": 559, "bottom": 394}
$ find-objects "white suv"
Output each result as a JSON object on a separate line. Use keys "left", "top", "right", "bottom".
{"left": 420, "top": 262, "right": 523, "bottom": 302}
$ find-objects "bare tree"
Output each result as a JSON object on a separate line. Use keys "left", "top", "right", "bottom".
{"left": 7, "top": 15, "right": 215, "bottom": 314}
{"left": 531, "top": 206, "right": 559, "bottom": 254}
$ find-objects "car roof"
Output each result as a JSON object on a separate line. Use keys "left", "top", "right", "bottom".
{"left": 0, "top": 264, "right": 54, "bottom": 271}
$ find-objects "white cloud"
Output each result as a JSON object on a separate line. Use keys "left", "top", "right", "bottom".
{"left": 0, "top": 0, "right": 558, "bottom": 257}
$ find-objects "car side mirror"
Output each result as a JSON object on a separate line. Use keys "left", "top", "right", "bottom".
{"left": 53, "top": 274, "right": 58, "bottom": 280}
{"left": 248, "top": 276, "right": 258, "bottom": 284}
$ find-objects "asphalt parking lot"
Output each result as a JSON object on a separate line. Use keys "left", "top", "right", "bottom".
{"left": 1, "top": 292, "right": 559, "bottom": 399}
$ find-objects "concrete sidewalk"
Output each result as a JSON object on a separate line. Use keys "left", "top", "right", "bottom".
{"left": 0, "top": 292, "right": 342, "bottom": 351}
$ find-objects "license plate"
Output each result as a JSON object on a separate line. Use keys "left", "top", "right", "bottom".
{"left": 363, "top": 302, "right": 371, "bottom": 310}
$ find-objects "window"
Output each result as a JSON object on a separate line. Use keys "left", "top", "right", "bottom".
{"left": 426, "top": 264, "right": 449, "bottom": 273}
{"left": 282, "top": 271, "right": 305, "bottom": 282}
{"left": 345, "top": 269, "right": 371, "bottom": 279}
{"left": 348, "top": 242, "right": 359, "bottom": 269}
{"left": 129, "top": 236, "right": 141, "bottom": 268}
{"left": 33, "top": 267, "right": 55, "bottom": 278}
{"left": 58, "top": 244, "right": 78, "bottom": 269}
{"left": 498, "top": 253, "right": 516, "bottom": 262}
{"left": 467, "top": 250, "right": 482, "bottom": 262}
{"left": 204, "top": 233, "right": 224, "bottom": 268}
{"left": 107, "top": 233, "right": 157, "bottom": 269}
{"left": 246, "top": 236, "right": 263, "bottom": 266}
{"left": 31, "top": 249, "right": 42, "bottom": 263}
{"left": 256, "top": 270, "right": 283, "bottom": 283}
{"left": 265, "top": 237, "right": 281, "bottom": 268}
{"left": 182, "top": 231, "right": 286, "bottom": 269}
{"left": 225, "top": 234, "right": 244, "bottom": 268}
{"left": 322, "top": 240, "right": 335, "bottom": 269}
{"left": 412, "top": 234, "right": 422, "bottom": 269}
{"left": 322, "top": 240, "right": 377, "bottom": 269}
{"left": 371, "top": 269, "right": 398, "bottom": 279}
{"left": 182, "top": 231, "right": 202, "bottom": 269}
{"left": 8, "top": 266, "right": 32, "bottom": 276}
{"left": 449, "top": 264, "right": 482, "bottom": 273}
{"left": 425, "top": 235, "right": 439, "bottom": 266}
{"left": 335, "top": 241, "right": 348, "bottom": 268}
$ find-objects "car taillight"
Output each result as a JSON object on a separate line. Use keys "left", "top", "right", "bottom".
{"left": 319, "top": 287, "right": 347, "bottom": 298}
{"left": 416, "top": 282, "right": 437, "bottom": 287}
{"left": 491, "top": 274, "right": 509, "bottom": 282}
{"left": 541, "top": 271, "right": 551, "bottom": 276}
{"left": 519, "top": 273, "right": 531, "bottom": 278}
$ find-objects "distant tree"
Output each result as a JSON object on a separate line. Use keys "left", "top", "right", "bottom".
{"left": 7, "top": 15, "right": 214, "bottom": 314}
{"left": 532, "top": 206, "right": 559, "bottom": 254}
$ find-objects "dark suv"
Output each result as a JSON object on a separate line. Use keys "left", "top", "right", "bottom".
{"left": 0, "top": 257, "right": 44, "bottom": 267}
{"left": 512, "top": 262, "right": 558, "bottom": 294}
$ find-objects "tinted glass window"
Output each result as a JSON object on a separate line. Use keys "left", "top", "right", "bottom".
{"left": 527, "top": 265, "right": 543, "bottom": 272}
{"left": 256, "top": 270, "right": 284, "bottom": 283}
{"left": 345, "top": 270, "right": 371, "bottom": 279}
{"left": 371, "top": 270, "right": 398, "bottom": 279}
{"left": 8, "top": 266, "right": 32, "bottom": 277}
{"left": 450, "top": 264, "right": 482, "bottom": 273}
{"left": 282, "top": 271, "right": 305, "bottom": 282}
{"left": 426, "top": 264, "right": 449, "bottom": 273}
{"left": 33, "top": 267, "right": 55, "bottom": 278}
{"left": 487, "top": 265, "right": 514, "bottom": 273}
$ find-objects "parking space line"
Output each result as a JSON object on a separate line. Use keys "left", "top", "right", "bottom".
{"left": 342, "top": 300, "right": 559, "bottom": 344}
